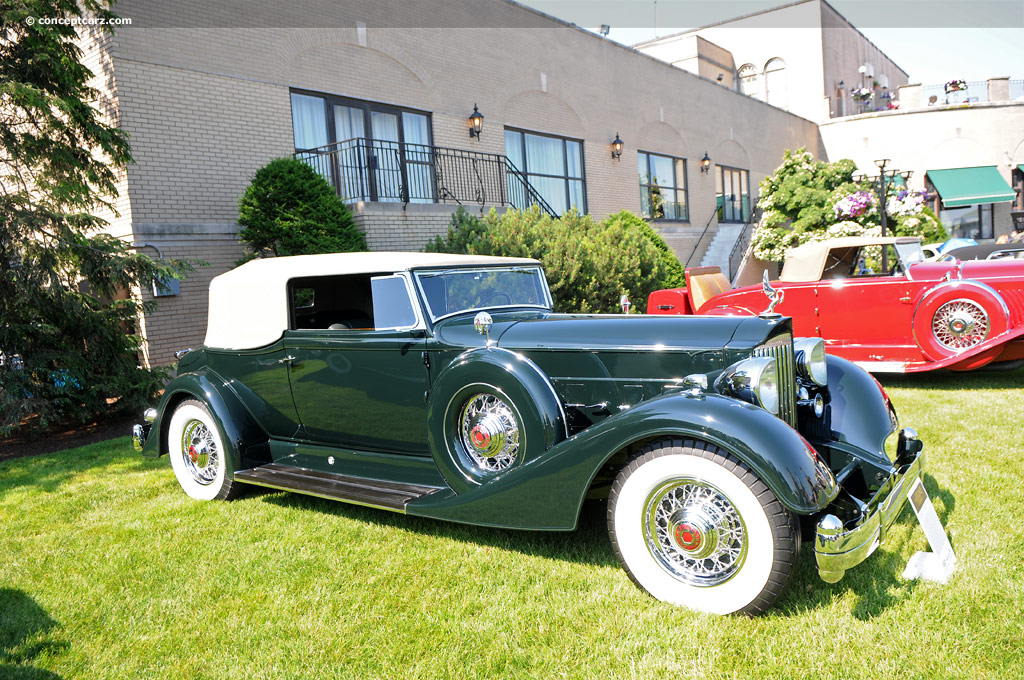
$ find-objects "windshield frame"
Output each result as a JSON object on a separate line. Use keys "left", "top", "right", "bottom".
{"left": 412, "top": 265, "right": 553, "bottom": 323}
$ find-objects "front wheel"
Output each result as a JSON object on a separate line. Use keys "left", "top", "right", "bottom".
{"left": 167, "top": 399, "right": 241, "bottom": 501}
{"left": 607, "top": 439, "right": 798, "bottom": 615}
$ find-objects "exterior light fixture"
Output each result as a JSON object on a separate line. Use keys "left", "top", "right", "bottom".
{"left": 611, "top": 132, "right": 623, "bottom": 161}
{"left": 468, "top": 104, "right": 484, "bottom": 139}
{"left": 701, "top": 152, "right": 711, "bottom": 174}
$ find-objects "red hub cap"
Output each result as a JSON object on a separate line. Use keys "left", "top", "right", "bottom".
{"left": 674, "top": 522, "right": 703, "bottom": 552}
{"left": 188, "top": 445, "right": 199, "bottom": 463}
{"left": 470, "top": 425, "right": 491, "bottom": 450}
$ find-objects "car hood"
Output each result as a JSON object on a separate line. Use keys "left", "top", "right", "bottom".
{"left": 489, "top": 312, "right": 782, "bottom": 353}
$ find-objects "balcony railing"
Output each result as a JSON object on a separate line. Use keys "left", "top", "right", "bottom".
{"left": 296, "top": 138, "right": 555, "bottom": 216}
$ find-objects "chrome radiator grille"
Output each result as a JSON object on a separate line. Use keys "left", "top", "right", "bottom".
{"left": 753, "top": 333, "right": 797, "bottom": 427}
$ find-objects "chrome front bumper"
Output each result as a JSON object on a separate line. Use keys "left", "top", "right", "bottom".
{"left": 815, "top": 428, "right": 925, "bottom": 583}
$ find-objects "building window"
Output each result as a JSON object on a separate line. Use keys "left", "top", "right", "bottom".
{"left": 764, "top": 58, "right": 787, "bottom": 109}
{"left": 939, "top": 204, "right": 995, "bottom": 240}
{"left": 289, "top": 90, "right": 433, "bottom": 203}
{"left": 638, "top": 151, "right": 688, "bottom": 221}
{"left": 717, "top": 166, "right": 750, "bottom": 223}
{"left": 737, "top": 64, "right": 760, "bottom": 100}
{"left": 504, "top": 128, "right": 586, "bottom": 215}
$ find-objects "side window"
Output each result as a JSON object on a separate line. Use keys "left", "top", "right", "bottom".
{"left": 288, "top": 273, "right": 420, "bottom": 331}
{"left": 371, "top": 275, "right": 419, "bottom": 330}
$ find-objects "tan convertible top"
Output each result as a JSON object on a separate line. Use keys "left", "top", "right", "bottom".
{"left": 780, "top": 236, "right": 920, "bottom": 282}
{"left": 204, "top": 252, "right": 540, "bottom": 350}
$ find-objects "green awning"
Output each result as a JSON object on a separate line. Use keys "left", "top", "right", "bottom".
{"left": 926, "top": 166, "right": 1015, "bottom": 208}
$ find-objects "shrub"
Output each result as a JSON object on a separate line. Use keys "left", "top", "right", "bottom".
{"left": 427, "top": 206, "right": 666, "bottom": 313}
{"left": 753, "top": 148, "right": 946, "bottom": 261}
{"left": 604, "top": 210, "right": 686, "bottom": 289}
{"left": 238, "top": 158, "right": 366, "bottom": 258}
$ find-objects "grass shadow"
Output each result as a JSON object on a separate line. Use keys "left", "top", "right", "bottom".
{"left": 878, "top": 366, "right": 1024, "bottom": 392}
{"left": 0, "top": 437, "right": 160, "bottom": 494}
{"left": 258, "top": 489, "right": 620, "bottom": 568}
{"left": 0, "top": 589, "right": 66, "bottom": 679}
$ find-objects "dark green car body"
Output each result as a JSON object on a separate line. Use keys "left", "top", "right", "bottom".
{"left": 134, "top": 253, "right": 926, "bottom": 602}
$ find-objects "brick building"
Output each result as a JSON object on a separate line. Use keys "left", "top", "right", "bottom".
{"left": 76, "top": 0, "right": 1023, "bottom": 364}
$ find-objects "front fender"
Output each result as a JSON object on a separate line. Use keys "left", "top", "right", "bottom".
{"left": 142, "top": 371, "right": 269, "bottom": 471}
{"left": 409, "top": 391, "right": 838, "bottom": 530}
{"left": 826, "top": 355, "right": 898, "bottom": 468}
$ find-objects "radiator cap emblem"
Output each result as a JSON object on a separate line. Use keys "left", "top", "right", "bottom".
{"left": 759, "top": 270, "right": 784, "bottom": 319}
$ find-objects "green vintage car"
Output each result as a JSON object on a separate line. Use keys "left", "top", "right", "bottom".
{"left": 133, "top": 252, "right": 928, "bottom": 614}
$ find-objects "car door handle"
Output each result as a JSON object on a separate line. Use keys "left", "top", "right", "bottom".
{"left": 899, "top": 296, "right": 912, "bottom": 303}
{"left": 277, "top": 355, "right": 297, "bottom": 364}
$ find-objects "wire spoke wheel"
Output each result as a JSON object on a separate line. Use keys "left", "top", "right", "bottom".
{"left": 180, "top": 418, "right": 220, "bottom": 486}
{"left": 932, "top": 298, "right": 989, "bottom": 351}
{"left": 644, "top": 479, "right": 747, "bottom": 587}
{"left": 459, "top": 393, "right": 520, "bottom": 472}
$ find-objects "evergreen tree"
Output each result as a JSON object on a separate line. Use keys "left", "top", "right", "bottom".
{"left": 1, "top": 0, "right": 192, "bottom": 434}
{"left": 237, "top": 158, "right": 366, "bottom": 258}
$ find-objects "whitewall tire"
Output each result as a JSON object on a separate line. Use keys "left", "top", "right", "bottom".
{"left": 608, "top": 438, "right": 799, "bottom": 615}
{"left": 167, "top": 399, "right": 240, "bottom": 501}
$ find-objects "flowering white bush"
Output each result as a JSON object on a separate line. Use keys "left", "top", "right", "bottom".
{"left": 887, "top": 189, "right": 926, "bottom": 216}
{"left": 832, "top": 190, "right": 878, "bottom": 219}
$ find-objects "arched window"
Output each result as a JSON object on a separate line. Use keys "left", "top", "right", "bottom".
{"left": 737, "top": 64, "right": 760, "bottom": 100}
{"left": 764, "top": 58, "right": 787, "bottom": 109}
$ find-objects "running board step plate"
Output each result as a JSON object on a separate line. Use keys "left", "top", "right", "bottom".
{"left": 234, "top": 463, "right": 440, "bottom": 512}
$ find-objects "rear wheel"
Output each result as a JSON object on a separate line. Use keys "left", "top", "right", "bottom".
{"left": 167, "top": 399, "right": 240, "bottom": 501}
{"left": 607, "top": 438, "right": 799, "bottom": 615}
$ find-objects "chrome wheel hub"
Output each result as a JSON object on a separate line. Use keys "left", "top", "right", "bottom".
{"left": 644, "top": 479, "right": 747, "bottom": 587}
{"left": 460, "top": 393, "right": 520, "bottom": 472}
{"left": 181, "top": 419, "right": 219, "bottom": 486}
{"left": 933, "top": 298, "right": 989, "bottom": 351}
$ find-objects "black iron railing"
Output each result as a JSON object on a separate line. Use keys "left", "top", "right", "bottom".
{"left": 296, "top": 138, "right": 556, "bottom": 216}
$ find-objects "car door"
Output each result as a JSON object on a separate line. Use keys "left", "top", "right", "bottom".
{"left": 813, "top": 245, "right": 918, "bottom": 363}
{"left": 284, "top": 273, "right": 430, "bottom": 455}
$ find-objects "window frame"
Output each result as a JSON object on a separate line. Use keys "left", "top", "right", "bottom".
{"left": 289, "top": 89, "right": 435, "bottom": 204}
{"left": 637, "top": 150, "right": 689, "bottom": 222}
{"left": 504, "top": 127, "right": 587, "bottom": 215}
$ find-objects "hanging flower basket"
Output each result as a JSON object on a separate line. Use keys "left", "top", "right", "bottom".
{"left": 851, "top": 87, "right": 873, "bottom": 103}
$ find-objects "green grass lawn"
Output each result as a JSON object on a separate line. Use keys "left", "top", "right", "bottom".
{"left": 2, "top": 370, "right": 1023, "bottom": 679}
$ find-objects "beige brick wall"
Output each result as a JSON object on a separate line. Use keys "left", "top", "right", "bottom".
{"left": 96, "top": 0, "right": 820, "bottom": 363}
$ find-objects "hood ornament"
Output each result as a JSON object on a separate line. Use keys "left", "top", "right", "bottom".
{"left": 760, "top": 270, "right": 784, "bottom": 318}
{"left": 620, "top": 294, "right": 631, "bottom": 314}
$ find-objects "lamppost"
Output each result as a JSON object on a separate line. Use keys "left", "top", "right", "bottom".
{"left": 854, "top": 160, "right": 912, "bottom": 273}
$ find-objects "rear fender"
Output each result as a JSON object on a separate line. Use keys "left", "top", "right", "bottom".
{"left": 409, "top": 391, "right": 838, "bottom": 530}
{"left": 144, "top": 371, "right": 270, "bottom": 471}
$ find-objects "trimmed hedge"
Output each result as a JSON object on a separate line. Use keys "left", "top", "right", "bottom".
{"left": 427, "top": 207, "right": 681, "bottom": 313}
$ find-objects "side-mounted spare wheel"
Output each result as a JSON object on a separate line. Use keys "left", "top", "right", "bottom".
{"left": 913, "top": 281, "right": 1009, "bottom": 364}
{"left": 167, "top": 399, "right": 242, "bottom": 501}
{"left": 427, "top": 348, "right": 566, "bottom": 493}
{"left": 608, "top": 438, "right": 799, "bottom": 615}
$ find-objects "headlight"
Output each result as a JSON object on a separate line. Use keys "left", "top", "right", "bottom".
{"left": 714, "top": 356, "right": 780, "bottom": 415}
{"left": 793, "top": 338, "right": 827, "bottom": 386}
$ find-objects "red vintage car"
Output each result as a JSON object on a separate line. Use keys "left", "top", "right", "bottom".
{"left": 648, "top": 236, "right": 1024, "bottom": 373}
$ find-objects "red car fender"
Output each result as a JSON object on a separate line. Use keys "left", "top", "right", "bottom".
{"left": 911, "top": 279, "right": 1010, "bottom": 364}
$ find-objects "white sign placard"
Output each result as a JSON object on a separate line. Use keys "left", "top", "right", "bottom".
{"left": 902, "top": 478, "right": 957, "bottom": 583}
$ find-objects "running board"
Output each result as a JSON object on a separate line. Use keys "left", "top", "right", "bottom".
{"left": 234, "top": 463, "right": 441, "bottom": 512}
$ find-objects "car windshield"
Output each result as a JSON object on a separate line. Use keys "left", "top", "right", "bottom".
{"left": 414, "top": 266, "right": 551, "bottom": 321}
{"left": 895, "top": 240, "right": 925, "bottom": 267}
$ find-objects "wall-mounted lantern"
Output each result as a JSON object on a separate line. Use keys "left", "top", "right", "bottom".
{"left": 468, "top": 104, "right": 484, "bottom": 139}
{"left": 611, "top": 132, "right": 624, "bottom": 161}
{"left": 700, "top": 152, "right": 711, "bottom": 174}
